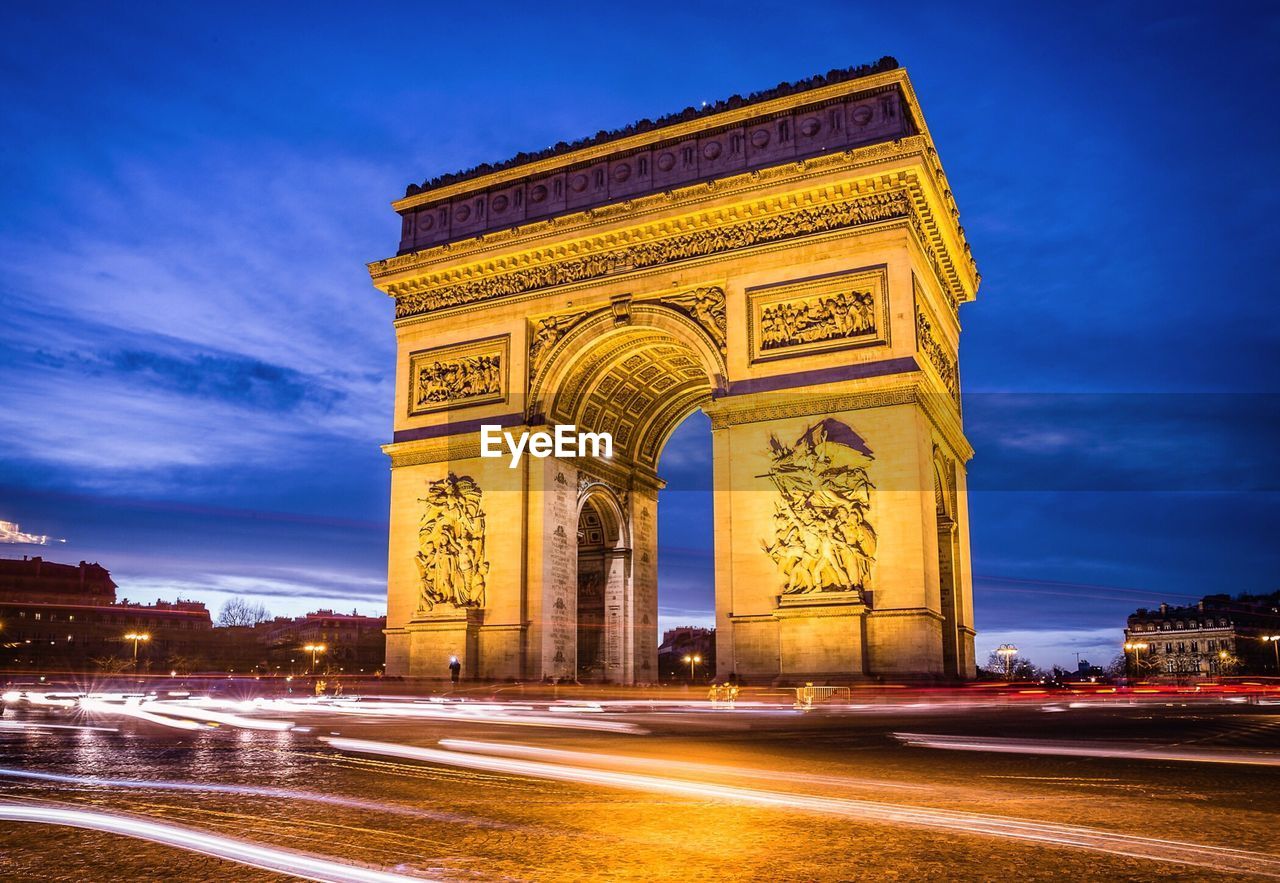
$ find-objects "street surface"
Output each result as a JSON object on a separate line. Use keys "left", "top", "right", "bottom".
{"left": 1, "top": 684, "right": 1278, "bottom": 881}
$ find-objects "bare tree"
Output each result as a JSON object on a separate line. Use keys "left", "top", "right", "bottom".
{"left": 93, "top": 655, "right": 131, "bottom": 674}
{"left": 983, "top": 650, "right": 1040, "bottom": 680}
{"left": 217, "top": 597, "right": 272, "bottom": 628}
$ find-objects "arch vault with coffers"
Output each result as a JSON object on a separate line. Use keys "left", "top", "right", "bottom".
{"left": 370, "top": 60, "right": 980, "bottom": 683}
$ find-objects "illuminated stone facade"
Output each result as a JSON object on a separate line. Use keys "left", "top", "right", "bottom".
{"left": 370, "top": 61, "right": 979, "bottom": 683}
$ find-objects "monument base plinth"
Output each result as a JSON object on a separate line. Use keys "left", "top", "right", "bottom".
{"left": 398, "top": 607, "right": 483, "bottom": 679}
{"left": 773, "top": 591, "right": 868, "bottom": 684}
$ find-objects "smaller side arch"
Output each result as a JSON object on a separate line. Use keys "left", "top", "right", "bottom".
{"left": 576, "top": 482, "right": 630, "bottom": 551}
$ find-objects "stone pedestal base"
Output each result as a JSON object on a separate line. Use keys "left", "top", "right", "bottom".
{"left": 865, "top": 609, "right": 945, "bottom": 678}
{"left": 774, "top": 592, "right": 868, "bottom": 684}
{"left": 391, "top": 608, "right": 483, "bottom": 679}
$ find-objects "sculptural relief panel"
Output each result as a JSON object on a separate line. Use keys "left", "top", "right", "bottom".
{"left": 748, "top": 266, "right": 888, "bottom": 363}
{"left": 416, "top": 473, "right": 489, "bottom": 612}
{"left": 761, "top": 418, "right": 877, "bottom": 597}
{"left": 407, "top": 335, "right": 509, "bottom": 416}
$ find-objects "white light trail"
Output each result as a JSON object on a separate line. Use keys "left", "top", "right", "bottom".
{"left": 138, "top": 701, "right": 294, "bottom": 731}
{"left": 892, "top": 733, "right": 1280, "bottom": 767}
{"left": 324, "top": 737, "right": 1280, "bottom": 877}
{"left": 0, "top": 803, "right": 434, "bottom": 883}
{"left": 0, "top": 721, "right": 118, "bottom": 733}
{"left": 21, "top": 693, "right": 78, "bottom": 708}
{"left": 439, "top": 739, "right": 926, "bottom": 791}
{"left": 0, "top": 768, "right": 492, "bottom": 824}
{"left": 77, "top": 698, "right": 205, "bottom": 731}
{"left": 255, "top": 697, "right": 645, "bottom": 733}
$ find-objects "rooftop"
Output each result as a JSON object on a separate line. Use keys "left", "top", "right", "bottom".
{"left": 405, "top": 57, "right": 900, "bottom": 197}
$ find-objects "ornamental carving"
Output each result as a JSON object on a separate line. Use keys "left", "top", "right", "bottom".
{"left": 408, "top": 336, "right": 507, "bottom": 416}
{"left": 529, "top": 311, "right": 590, "bottom": 376}
{"left": 529, "top": 285, "right": 727, "bottom": 388}
{"left": 915, "top": 300, "right": 959, "bottom": 405}
{"left": 761, "top": 419, "right": 877, "bottom": 596}
{"left": 395, "top": 190, "right": 910, "bottom": 319}
{"left": 416, "top": 473, "right": 489, "bottom": 611}
{"left": 749, "top": 267, "right": 887, "bottom": 362}
{"left": 656, "top": 286, "right": 726, "bottom": 352}
{"left": 760, "top": 289, "right": 873, "bottom": 351}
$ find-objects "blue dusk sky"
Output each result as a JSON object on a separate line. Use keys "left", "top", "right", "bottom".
{"left": 2, "top": 2, "right": 1277, "bottom": 670}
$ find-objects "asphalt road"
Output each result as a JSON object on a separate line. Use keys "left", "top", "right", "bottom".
{"left": 1, "top": 689, "right": 1278, "bottom": 881}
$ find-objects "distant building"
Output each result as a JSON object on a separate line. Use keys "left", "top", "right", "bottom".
{"left": 0, "top": 555, "right": 117, "bottom": 606}
{"left": 657, "top": 626, "right": 715, "bottom": 682}
{"left": 1, "top": 556, "right": 215, "bottom": 670}
{"left": 1057, "top": 658, "right": 1106, "bottom": 683}
{"left": 258, "top": 609, "right": 386, "bottom": 674}
{"left": 0, "top": 556, "right": 385, "bottom": 675}
{"left": 1124, "top": 592, "right": 1280, "bottom": 677}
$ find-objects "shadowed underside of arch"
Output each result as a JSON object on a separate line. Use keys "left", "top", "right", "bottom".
{"left": 551, "top": 330, "right": 711, "bottom": 471}
{"left": 534, "top": 306, "right": 722, "bottom": 472}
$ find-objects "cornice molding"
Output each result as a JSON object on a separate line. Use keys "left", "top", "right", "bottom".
{"left": 389, "top": 189, "right": 913, "bottom": 321}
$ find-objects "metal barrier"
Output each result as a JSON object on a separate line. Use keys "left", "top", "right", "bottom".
{"left": 795, "top": 683, "right": 852, "bottom": 708}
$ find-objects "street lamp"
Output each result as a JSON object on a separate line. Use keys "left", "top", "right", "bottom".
{"left": 996, "top": 644, "right": 1018, "bottom": 679}
{"left": 1124, "top": 641, "right": 1149, "bottom": 678}
{"left": 1263, "top": 635, "right": 1280, "bottom": 672}
{"left": 682, "top": 653, "right": 701, "bottom": 683}
{"left": 124, "top": 632, "right": 150, "bottom": 664}
{"left": 302, "top": 643, "right": 326, "bottom": 672}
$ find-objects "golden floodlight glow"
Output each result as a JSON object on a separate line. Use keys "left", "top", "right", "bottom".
{"left": 373, "top": 66, "right": 980, "bottom": 685}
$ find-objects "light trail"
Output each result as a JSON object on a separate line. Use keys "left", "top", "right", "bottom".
{"left": 0, "top": 768, "right": 494, "bottom": 825}
{"left": 138, "top": 701, "right": 294, "bottom": 731}
{"left": 0, "top": 721, "right": 118, "bottom": 733}
{"left": 0, "top": 802, "right": 435, "bottom": 882}
{"left": 324, "top": 737, "right": 1280, "bottom": 877}
{"left": 439, "top": 738, "right": 927, "bottom": 791}
{"left": 255, "top": 697, "right": 646, "bottom": 733}
{"left": 78, "top": 698, "right": 205, "bottom": 731}
{"left": 892, "top": 733, "right": 1280, "bottom": 767}
{"left": 19, "top": 693, "right": 79, "bottom": 708}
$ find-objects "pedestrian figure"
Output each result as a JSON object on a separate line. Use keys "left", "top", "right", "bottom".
{"left": 449, "top": 655, "right": 461, "bottom": 685}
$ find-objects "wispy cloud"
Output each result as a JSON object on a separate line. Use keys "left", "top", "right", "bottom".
{"left": 0, "top": 520, "right": 64, "bottom": 546}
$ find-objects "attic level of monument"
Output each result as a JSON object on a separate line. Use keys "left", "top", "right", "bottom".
{"left": 402, "top": 57, "right": 901, "bottom": 194}
{"left": 390, "top": 62, "right": 938, "bottom": 255}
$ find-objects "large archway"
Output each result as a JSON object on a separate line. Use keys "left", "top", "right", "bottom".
{"left": 374, "top": 64, "right": 980, "bottom": 683}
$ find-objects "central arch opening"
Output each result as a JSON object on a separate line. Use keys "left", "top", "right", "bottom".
{"left": 653, "top": 410, "right": 715, "bottom": 683}
{"left": 534, "top": 304, "right": 725, "bottom": 684}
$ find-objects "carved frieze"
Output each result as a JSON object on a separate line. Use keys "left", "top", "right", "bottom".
{"left": 748, "top": 266, "right": 888, "bottom": 362}
{"left": 761, "top": 418, "right": 877, "bottom": 596}
{"left": 416, "top": 473, "right": 489, "bottom": 611}
{"left": 395, "top": 190, "right": 911, "bottom": 319}
{"left": 914, "top": 294, "right": 959, "bottom": 406}
{"left": 407, "top": 335, "right": 508, "bottom": 416}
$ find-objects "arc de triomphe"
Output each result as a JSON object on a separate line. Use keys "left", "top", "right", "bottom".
{"left": 369, "top": 59, "right": 979, "bottom": 683}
